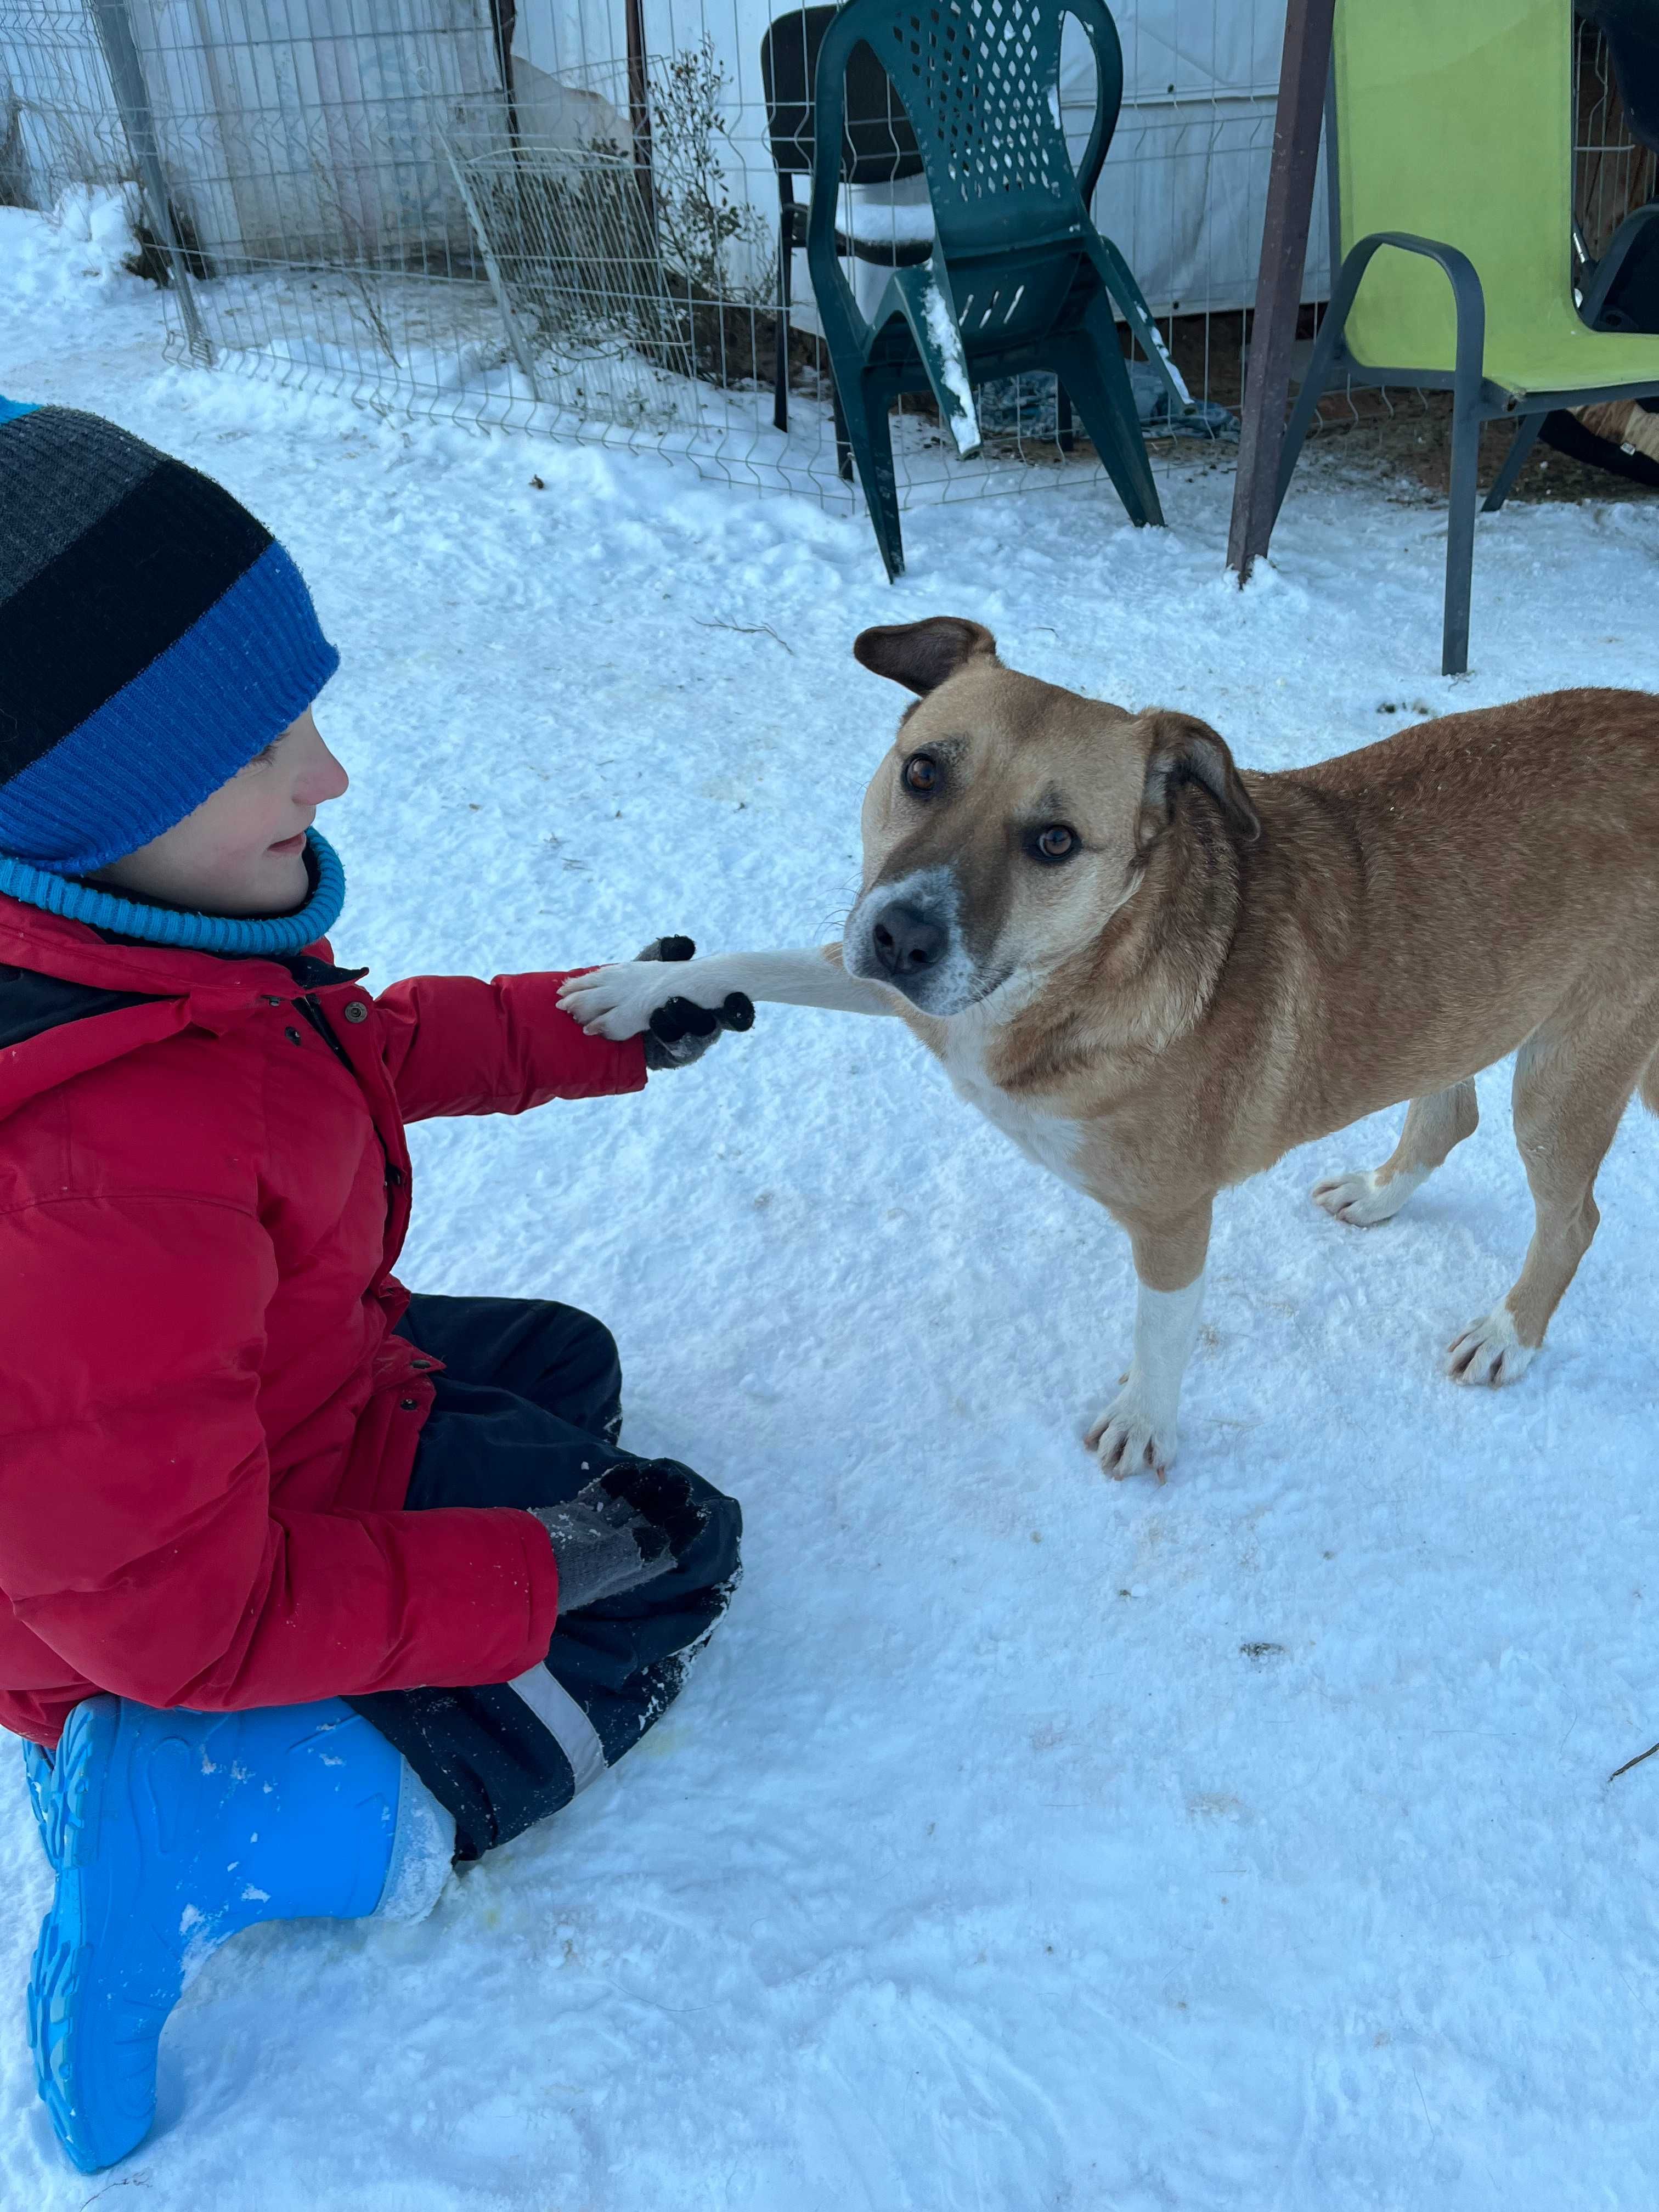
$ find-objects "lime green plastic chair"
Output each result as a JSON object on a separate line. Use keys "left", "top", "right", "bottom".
{"left": 1272, "top": 0, "right": 1659, "bottom": 675}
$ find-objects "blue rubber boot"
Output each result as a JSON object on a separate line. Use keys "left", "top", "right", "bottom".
{"left": 27, "top": 1696, "right": 411, "bottom": 2174}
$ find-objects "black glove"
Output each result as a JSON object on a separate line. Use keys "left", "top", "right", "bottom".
{"left": 532, "top": 1474, "right": 675, "bottom": 1614}
{"left": 634, "top": 935, "right": 754, "bottom": 1071}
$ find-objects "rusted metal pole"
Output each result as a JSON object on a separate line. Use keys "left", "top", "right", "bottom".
{"left": 91, "top": 0, "right": 212, "bottom": 359}
{"left": 625, "top": 0, "right": 656, "bottom": 224}
{"left": 1226, "top": 0, "right": 1337, "bottom": 581}
{"left": 489, "top": 0, "right": 521, "bottom": 142}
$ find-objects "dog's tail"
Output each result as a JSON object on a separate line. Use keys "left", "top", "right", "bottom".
{"left": 1643, "top": 1052, "right": 1659, "bottom": 1117}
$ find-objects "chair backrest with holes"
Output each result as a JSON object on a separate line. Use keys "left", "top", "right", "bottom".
{"left": 814, "top": 0, "right": 1124, "bottom": 259}
{"left": 761, "top": 4, "right": 924, "bottom": 183}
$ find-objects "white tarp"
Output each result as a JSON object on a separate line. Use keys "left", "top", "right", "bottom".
{"left": 510, "top": 0, "right": 1330, "bottom": 320}
{"left": 1, "top": 0, "right": 510, "bottom": 266}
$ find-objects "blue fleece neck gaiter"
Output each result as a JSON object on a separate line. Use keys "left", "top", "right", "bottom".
{"left": 0, "top": 828, "right": 346, "bottom": 956}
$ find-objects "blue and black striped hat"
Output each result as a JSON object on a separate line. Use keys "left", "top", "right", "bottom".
{"left": 0, "top": 396, "right": 338, "bottom": 874}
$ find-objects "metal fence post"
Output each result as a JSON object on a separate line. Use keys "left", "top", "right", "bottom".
{"left": 625, "top": 0, "right": 656, "bottom": 225}
{"left": 90, "top": 0, "right": 213, "bottom": 360}
{"left": 1225, "top": 0, "right": 1336, "bottom": 582}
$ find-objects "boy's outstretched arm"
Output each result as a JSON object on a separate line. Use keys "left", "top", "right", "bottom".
{"left": 374, "top": 939, "right": 753, "bottom": 1120}
{"left": 374, "top": 967, "right": 648, "bottom": 1121}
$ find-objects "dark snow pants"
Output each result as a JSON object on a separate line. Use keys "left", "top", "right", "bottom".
{"left": 346, "top": 1294, "right": 741, "bottom": 1863}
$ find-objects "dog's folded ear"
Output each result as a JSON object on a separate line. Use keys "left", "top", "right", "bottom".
{"left": 1139, "top": 712, "right": 1261, "bottom": 844}
{"left": 853, "top": 617, "right": 998, "bottom": 696}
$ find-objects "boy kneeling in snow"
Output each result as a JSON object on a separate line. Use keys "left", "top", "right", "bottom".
{"left": 0, "top": 400, "right": 746, "bottom": 2175}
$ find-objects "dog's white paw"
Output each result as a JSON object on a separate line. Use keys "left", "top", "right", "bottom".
{"left": 1446, "top": 1303, "right": 1537, "bottom": 1388}
{"left": 1310, "top": 1164, "right": 1425, "bottom": 1227}
{"left": 1086, "top": 1383, "right": 1177, "bottom": 1483}
{"left": 556, "top": 962, "right": 680, "bottom": 1041}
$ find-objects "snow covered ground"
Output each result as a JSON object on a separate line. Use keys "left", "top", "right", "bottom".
{"left": 5, "top": 190, "right": 1659, "bottom": 2210}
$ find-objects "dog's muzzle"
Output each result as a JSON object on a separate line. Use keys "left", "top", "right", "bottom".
{"left": 845, "top": 868, "right": 983, "bottom": 1015}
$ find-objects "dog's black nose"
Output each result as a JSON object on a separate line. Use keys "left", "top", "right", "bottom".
{"left": 871, "top": 902, "right": 947, "bottom": 978}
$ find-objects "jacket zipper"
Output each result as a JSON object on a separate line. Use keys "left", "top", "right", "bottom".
{"left": 293, "top": 992, "right": 428, "bottom": 1383}
{"left": 294, "top": 992, "right": 407, "bottom": 1193}
{"left": 294, "top": 991, "right": 352, "bottom": 1070}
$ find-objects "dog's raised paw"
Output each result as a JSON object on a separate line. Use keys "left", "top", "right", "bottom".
{"left": 1086, "top": 1388, "right": 1175, "bottom": 1484}
{"left": 556, "top": 962, "right": 678, "bottom": 1041}
{"left": 1310, "top": 1166, "right": 1421, "bottom": 1227}
{"left": 1446, "top": 1304, "right": 1537, "bottom": 1388}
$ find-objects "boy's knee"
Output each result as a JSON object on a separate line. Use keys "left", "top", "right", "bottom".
{"left": 556, "top": 1309, "right": 622, "bottom": 1410}
{"left": 507, "top": 1302, "right": 622, "bottom": 1439}
{"left": 570, "top": 1311, "right": 620, "bottom": 1381}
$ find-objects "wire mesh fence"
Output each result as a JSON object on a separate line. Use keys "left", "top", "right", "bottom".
{"left": 1, "top": 0, "right": 1291, "bottom": 503}
{"left": 2, "top": 1, "right": 130, "bottom": 202}
{"left": 1573, "top": 8, "right": 1657, "bottom": 270}
{"left": 0, "top": 2, "right": 1650, "bottom": 511}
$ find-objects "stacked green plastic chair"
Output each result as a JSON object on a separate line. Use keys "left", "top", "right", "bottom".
{"left": 1274, "top": 0, "right": 1659, "bottom": 675}
{"left": 805, "top": 0, "right": 1190, "bottom": 579}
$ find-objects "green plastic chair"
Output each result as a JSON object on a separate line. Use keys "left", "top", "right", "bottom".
{"left": 1272, "top": 0, "right": 1659, "bottom": 676}
{"left": 805, "top": 0, "right": 1192, "bottom": 579}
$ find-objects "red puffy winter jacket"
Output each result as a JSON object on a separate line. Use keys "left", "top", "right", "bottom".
{"left": 0, "top": 893, "right": 646, "bottom": 1747}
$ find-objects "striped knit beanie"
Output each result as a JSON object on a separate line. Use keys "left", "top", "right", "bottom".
{"left": 0, "top": 396, "right": 338, "bottom": 876}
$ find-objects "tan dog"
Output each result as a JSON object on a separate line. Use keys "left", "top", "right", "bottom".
{"left": 559, "top": 618, "right": 1659, "bottom": 1479}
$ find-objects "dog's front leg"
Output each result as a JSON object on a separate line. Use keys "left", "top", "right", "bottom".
{"left": 1086, "top": 1201, "right": 1212, "bottom": 1483}
{"left": 558, "top": 945, "right": 901, "bottom": 1040}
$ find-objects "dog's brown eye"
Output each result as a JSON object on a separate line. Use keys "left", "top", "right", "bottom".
{"left": 1035, "top": 825, "right": 1076, "bottom": 861}
{"left": 902, "top": 753, "right": 940, "bottom": 794}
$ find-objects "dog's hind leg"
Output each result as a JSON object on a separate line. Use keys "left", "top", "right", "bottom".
{"left": 1447, "top": 1010, "right": 1657, "bottom": 1386}
{"left": 1311, "top": 1080, "right": 1479, "bottom": 1227}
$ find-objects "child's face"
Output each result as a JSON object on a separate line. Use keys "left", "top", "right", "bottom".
{"left": 96, "top": 708, "right": 348, "bottom": 915}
